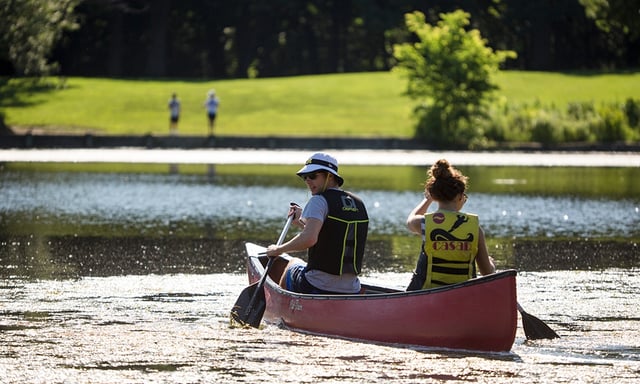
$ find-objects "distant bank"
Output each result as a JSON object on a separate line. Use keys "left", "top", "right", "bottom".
{"left": 1, "top": 133, "right": 639, "bottom": 152}
{"left": 0, "top": 133, "right": 423, "bottom": 151}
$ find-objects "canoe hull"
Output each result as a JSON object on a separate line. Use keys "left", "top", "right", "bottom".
{"left": 245, "top": 242, "right": 517, "bottom": 352}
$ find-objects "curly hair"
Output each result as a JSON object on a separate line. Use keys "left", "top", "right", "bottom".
{"left": 425, "top": 159, "right": 468, "bottom": 202}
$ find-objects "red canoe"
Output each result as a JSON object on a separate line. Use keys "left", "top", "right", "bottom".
{"left": 244, "top": 242, "right": 518, "bottom": 352}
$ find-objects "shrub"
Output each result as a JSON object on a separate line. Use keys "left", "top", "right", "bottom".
{"left": 483, "top": 108, "right": 507, "bottom": 143}
{"left": 562, "top": 120, "right": 596, "bottom": 142}
{"left": 567, "top": 101, "right": 596, "bottom": 120}
{"left": 530, "top": 111, "right": 562, "bottom": 144}
{"left": 624, "top": 98, "right": 640, "bottom": 131}
{"left": 393, "top": 10, "right": 515, "bottom": 149}
{"left": 484, "top": 98, "right": 639, "bottom": 145}
{"left": 593, "top": 104, "right": 632, "bottom": 142}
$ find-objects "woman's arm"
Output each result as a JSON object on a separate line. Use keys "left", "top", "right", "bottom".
{"left": 406, "top": 194, "right": 433, "bottom": 234}
{"left": 475, "top": 227, "right": 496, "bottom": 275}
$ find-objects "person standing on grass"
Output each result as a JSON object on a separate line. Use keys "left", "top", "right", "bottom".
{"left": 204, "top": 90, "right": 220, "bottom": 136}
{"left": 168, "top": 93, "right": 180, "bottom": 135}
{"left": 405, "top": 158, "right": 495, "bottom": 291}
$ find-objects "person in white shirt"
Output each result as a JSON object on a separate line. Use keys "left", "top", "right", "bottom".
{"left": 204, "top": 90, "right": 220, "bottom": 136}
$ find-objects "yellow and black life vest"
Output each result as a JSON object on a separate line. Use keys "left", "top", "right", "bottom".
{"left": 420, "top": 211, "right": 479, "bottom": 289}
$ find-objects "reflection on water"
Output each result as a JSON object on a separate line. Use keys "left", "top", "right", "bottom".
{"left": 1, "top": 171, "right": 638, "bottom": 238}
{"left": 1, "top": 170, "right": 638, "bottom": 279}
{"left": 1, "top": 167, "right": 639, "bottom": 383}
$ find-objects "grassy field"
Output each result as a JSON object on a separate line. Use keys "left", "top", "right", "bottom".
{"left": 1, "top": 70, "right": 639, "bottom": 138}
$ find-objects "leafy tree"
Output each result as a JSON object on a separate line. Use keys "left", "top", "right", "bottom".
{"left": 579, "top": 0, "right": 640, "bottom": 39}
{"left": 0, "top": 0, "right": 80, "bottom": 76}
{"left": 393, "top": 10, "right": 516, "bottom": 148}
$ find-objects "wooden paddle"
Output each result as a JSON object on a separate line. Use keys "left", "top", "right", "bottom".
{"left": 517, "top": 302, "right": 560, "bottom": 340}
{"left": 230, "top": 213, "right": 294, "bottom": 328}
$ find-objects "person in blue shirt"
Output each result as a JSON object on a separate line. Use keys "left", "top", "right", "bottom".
{"left": 204, "top": 90, "right": 220, "bottom": 136}
{"left": 265, "top": 152, "right": 369, "bottom": 294}
{"left": 168, "top": 93, "right": 180, "bottom": 135}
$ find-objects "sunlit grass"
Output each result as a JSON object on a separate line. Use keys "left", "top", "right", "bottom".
{"left": 495, "top": 70, "right": 640, "bottom": 105}
{"left": 2, "top": 70, "right": 638, "bottom": 137}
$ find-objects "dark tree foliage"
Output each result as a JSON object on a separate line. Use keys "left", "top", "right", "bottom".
{"left": 1, "top": 0, "right": 638, "bottom": 78}
{"left": 0, "top": 0, "right": 80, "bottom": 76}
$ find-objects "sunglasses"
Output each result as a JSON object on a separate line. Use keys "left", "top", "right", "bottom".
{"left": 300, "top": 172, "right": 323, "bottom": 181}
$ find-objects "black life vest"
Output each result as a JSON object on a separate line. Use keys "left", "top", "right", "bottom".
{"left": 306, "top": 189, "right": 369, "bottom": 275}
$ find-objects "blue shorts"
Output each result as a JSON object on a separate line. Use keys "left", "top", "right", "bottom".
{"left": 284, "top": 264, "right": 336, "bottom": 294}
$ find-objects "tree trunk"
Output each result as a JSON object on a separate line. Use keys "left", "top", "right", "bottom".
{"left": 107, "top": 10, "right": 124, "bottom": 77}
{"left": 0, "top": 113, "right": 12, "bottom": 135}
{"left": 145, "top": 0, "right": 171, "bottom": 77}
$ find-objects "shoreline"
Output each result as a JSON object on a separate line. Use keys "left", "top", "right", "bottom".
{"left": 1, "top": 147, "right": 638, "bottom": 167}
{"left": 2, "top": 132, "right": 639, "bottom": 151}
{"left": 1, "top": 132, "right": 639, "bottom": 167}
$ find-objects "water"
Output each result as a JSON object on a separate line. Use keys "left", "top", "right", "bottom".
{"left": 2, "top": 271, "right": 639, "bottom": 383}
{"left": 1, "top": 171, "right": 637, "bottom": 238}
{"left": 1, "top": 167, "right": 639, "bottom": 383}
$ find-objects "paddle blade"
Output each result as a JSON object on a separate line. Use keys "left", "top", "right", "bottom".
{"left": 519, "top": 307, "right": 560, "bottom": 340}
{"left": 230, "top": 282, "right": 266, "bottom": 328}
{"left": 230, "top": 212, "right": 293, "bottom": 329}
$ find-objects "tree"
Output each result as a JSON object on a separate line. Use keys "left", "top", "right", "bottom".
{"left": 393, "top": 10, "right": 516, "bottom": 148}
{"left": 0, "top": 111, "right": 10, "bottom": 135}
{"left": 579, "top": 0, "right": 640, "bottom": 39}
{"left": 0, "top": 0, "right": 80, "bottom": 76}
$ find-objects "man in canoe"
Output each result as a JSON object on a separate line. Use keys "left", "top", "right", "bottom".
{"left": 405, "top": 159, "right": 496, "bottom": 290}
{"left": 265, "top": 152, "right": 369, "bottom": 294}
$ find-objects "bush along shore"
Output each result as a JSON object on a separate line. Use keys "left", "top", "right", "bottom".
{"left": 1, "top": 131, "right": 639, "bottom": 152}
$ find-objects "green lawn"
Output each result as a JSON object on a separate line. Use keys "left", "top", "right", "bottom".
{"left": 1, "top": 70, "right": 639, "bottom": 137}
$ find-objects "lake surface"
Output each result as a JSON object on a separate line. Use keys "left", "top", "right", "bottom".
{"left": 1, "top": 160, "right": 639, "bottom": 383}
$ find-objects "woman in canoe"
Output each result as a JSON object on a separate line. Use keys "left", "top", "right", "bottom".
{"left": 265, "top": 152, "right": 369, "bottom": 294}
{"left": 406, "top": 159, "right": 495, "bottom": 290}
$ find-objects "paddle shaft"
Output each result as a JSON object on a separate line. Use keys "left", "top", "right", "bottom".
{"left": 241, "top": 214, "right": 293, "bottom": 320}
